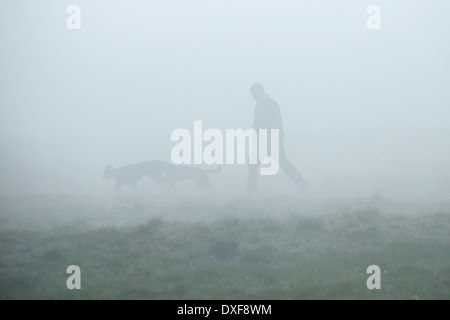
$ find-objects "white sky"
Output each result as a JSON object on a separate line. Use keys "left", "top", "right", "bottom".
{"left": 1, "top": 0, "right": 449, "bottom": 135}
{"left": 0, "top": 1, "right": 449, "bottom": 198}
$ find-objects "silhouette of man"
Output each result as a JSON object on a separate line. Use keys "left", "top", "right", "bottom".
{"left": 247, "top": 83, "right": 309, "bottom": 192}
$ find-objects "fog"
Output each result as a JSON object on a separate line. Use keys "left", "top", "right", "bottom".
{"left": 1, "top": 1, "right": 449, "bottom": 202}
{"left": 1, "top": 0, "right": 450, "bottom": 300}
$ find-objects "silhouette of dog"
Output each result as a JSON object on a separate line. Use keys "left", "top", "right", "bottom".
{"left": 103, "top": 160, "right": 220, "bottom": 192}
{"left": 161, "top": 163, "right": 221, "bottom": 191}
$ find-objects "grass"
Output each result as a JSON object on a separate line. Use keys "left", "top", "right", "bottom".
{"left": 0, "top": 194, "right": 449, "bottom": 300}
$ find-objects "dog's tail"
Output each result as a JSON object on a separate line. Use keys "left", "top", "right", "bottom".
{"left": 204, "top": 166, "right": 221, "bottom": 173}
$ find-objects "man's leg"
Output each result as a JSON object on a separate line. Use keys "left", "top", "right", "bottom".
{"left": 279, "top": 145, "right": 309, "bottom": 191}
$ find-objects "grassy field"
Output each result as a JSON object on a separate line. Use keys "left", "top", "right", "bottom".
{"left": 0, "top": 193, "right": 449, "bottom": 300}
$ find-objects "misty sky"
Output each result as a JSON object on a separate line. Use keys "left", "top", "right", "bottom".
{"left": 0, "top": 1, "right": 449, "bottom": 198}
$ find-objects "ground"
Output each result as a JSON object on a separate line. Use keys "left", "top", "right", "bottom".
{"left": 0, "top": 193, "right": 449, "bottom": 299}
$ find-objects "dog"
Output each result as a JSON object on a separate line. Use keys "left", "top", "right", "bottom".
{"left": 103, "top": 160, "right": 169, "bottom": 193}
{"left": 103, "top": 160, "right": 220, "bottom": 192}
{"left": 161, "top": 163, "right": 221, "bottom": 191}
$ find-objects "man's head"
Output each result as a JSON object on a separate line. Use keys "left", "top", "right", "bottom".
{"left": 249, "top": 83, "right": 266, "bottom": 102}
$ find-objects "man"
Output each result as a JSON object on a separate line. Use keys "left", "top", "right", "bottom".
{"left": 248, "top": 83, "right": 309, "bottom": 192}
